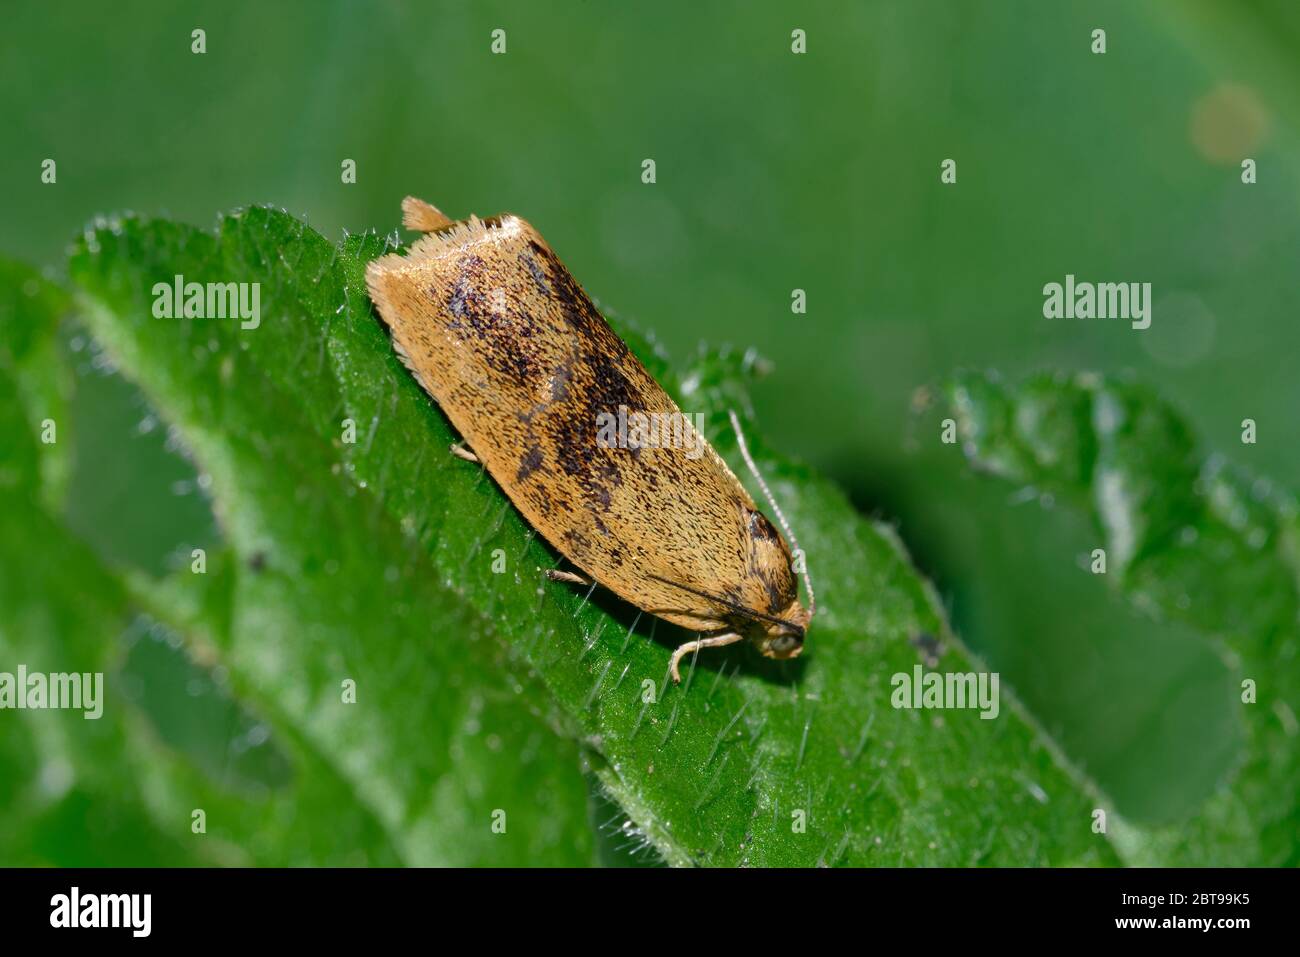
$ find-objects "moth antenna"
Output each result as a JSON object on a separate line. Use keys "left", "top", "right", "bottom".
{"left": 728, "top": 409, "right": 816, "bottom": 618}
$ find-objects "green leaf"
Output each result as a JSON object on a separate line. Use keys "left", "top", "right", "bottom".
{"left": 62, "top": 219, "right": 595, "bottom": 866}
{"left": 0, "top": 259, "right": 73, "bottom": 506}
{"left": 948, "top": 370, "right": 1300, "bottom": 865}
{"left": 0, "top": 258, "right": 409, "bottom": 866}
{"left": 54, "top": 208, "right": 1115, "bottom": 866}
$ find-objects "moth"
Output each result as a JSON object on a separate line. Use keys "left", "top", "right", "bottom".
{"left": 365, "top": 197, "right": 815, "bottom": 682}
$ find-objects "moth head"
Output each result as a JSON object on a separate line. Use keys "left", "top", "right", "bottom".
{"left": 753, "top": 598, "right": 811, "bottom": 660}
{"left": 644, "top": 573, "right": 812, "bottom": 662}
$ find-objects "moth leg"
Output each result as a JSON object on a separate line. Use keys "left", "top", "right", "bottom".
{"left": 449, "top": 442, "right": 480, "bottom": 464}
{"left": 545, "top": 569, "right": 591, "bottom": 586}
{"left": 670, "top": 633, "right": 743, "bottom": 684}
{"left": 402, "top": 196, "right": 453, "bottom": 232}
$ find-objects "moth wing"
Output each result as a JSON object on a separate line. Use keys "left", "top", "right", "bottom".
{"left": 366, "top": 214, "right": 798, "bottom": 631}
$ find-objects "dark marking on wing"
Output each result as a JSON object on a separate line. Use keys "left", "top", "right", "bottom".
{"left": 760, "top": 570, "right": 784, "bottom": 609}
{"left": 444, "top": 255, "right": 485, "bottom": 322}
{"left": 550, "top": 354, "right": 575, "bottom": 401}
{"left": 527, "top": 241, "right": 648, "bottom": 513}
{"left": 519, "top": 249, "right": 551, "bottom": 296}
{"left": 444, "top": 253, "right": 539, "bottom": 382}
{"left": 563, "top": 527, "right": 592, "bottom": 557}
{"left": 517, "top": 444, "right": 545, "bottom": 482}
{"left": 749, "top": 510, "right": 780, "bottom": 542}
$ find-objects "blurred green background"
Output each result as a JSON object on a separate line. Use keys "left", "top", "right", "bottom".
{"left": 3, "top": 0, "right": 1298, "bottom": 841}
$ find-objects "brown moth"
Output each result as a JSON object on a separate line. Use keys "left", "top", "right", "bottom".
{"left": 365, "top": 196, "right": 815, "bottom": 682}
